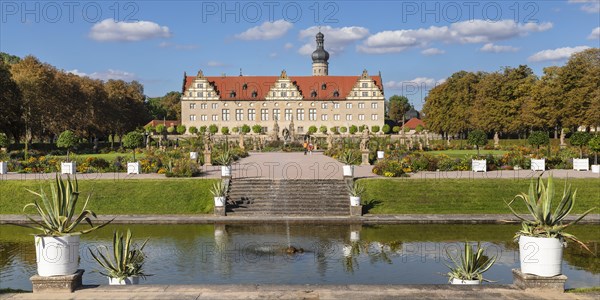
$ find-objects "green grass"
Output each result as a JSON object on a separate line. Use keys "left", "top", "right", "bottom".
{"left": 359, "top": 178, "right": 599, "bottom": 214}
{"left": 566, "top": 287, "right": 600, "bottom": 293}
{"left": 425, "top": 149, "right": 508, "bottom": 157}
{"left": 0, "top": 288, "right": 30, "bottom": 294}
{"left": 0, "top": 179, "right": 218, "bottom": 215}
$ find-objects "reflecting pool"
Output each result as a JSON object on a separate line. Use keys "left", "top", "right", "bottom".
{"left": 1, "top": 224, "right": 598, "bottom": 290}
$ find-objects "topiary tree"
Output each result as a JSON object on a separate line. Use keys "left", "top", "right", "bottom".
{"left": 56, "top": 130, "right": 79, "bottom": 162}
{"left": 403, "top": 127, "right": 411, "bottom": 133}
{"left": 467, "top": 130, "right": 487, "bottom": 156}
{"left": 209, "top": 124, "right": 219, "bottom": 134}
{"left": 155, "top": 124, "right": 166, "bottom": 135}
{"left": 308, "top": 125, "right": 317, "bottom": 134}
{"left": 382, "top": 124, "right": 391, "bottom": 134}
{"left": 340, "top": 126, "right": 348, "bottom": 134}
{"left": 231, "top": 127, "right": 239, "bottom": 134}
{"left": 319, "top": 125, "right": 327, "bottom": 134}
{"left": 176, "top": 125, "right": 186, "bottom": 135}
{"left": 144, "top": 124, "right": 155, "bottom": 134}
{"left": 241, "top": 124, "right": 251, "bottom": 134}
{"left": 589, "top": 135, "right": 600, "bottom": 165}
{"left": 349, "top": 125, "right": 358, "bottom": 135}
{"left": 371, "top": 125, "right": 380, "bottom": 133}
{"left": 528, "top": 131, "right": 550, "bottom": 155}
{"left": 415, "top": 124, "right": 424, "bottom": 133}
{"left": 199, "top": 126, "right": 207, "bottom": 135}
{"left": 252, "top": 124, "right": 262, "bottom": 134}
{"left": 359, "top": 125, "right": 368, "bottom": 132}
{"left": 392, "top": 126, "right": 400, "bottom": 134}
{"left": 570, "top": 131, "right": 591, "bottom": 158}
{"left": 167, "top": 126, "right": 175, "bottom": 134}
{"left": 330, "top": 127, "right": 338, "bottom": 134}
{"left": 221, "top": 126, "right": 229, "bottom": 135}
{"left": 122, "top": 131, "right": 144, "bottom": 161}
{"left": 189, "top": 126, "right": 198, "bottom": 135}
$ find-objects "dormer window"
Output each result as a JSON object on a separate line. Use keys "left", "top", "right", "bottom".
{"left": 321, "top": 83, "right": 327, "bottom": 90}
{"left": 311, "top": 90, "right": 317, "bottom": 97}
{"left": 333, "top": 90, "right": 339, "bottom": 97}
{"left": 230, "top": 90, "right": 236, "bottom": 98}
{"left": 251, "top": 90, "right": 258, "bottom": 98}
{"left": 242, "top": 83, "right": 248, "bottom": 90}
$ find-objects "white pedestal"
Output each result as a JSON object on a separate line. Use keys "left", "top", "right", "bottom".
{"left": 377, "top": 151, "right": 384, "bottom": 159}
{"left": 127, "top": 162, "right": 140, "bottom": 174}
{"left": 573, "top": 158, "right": 589, "bottom": 171}
{"left": 61, "top": 162, "right": 76, "bottom": 174}
{"left": 591, "top": 165, "right": 599, "bottom": 173}
{"left": 530, "top": 159, "right": 545, "bottom": 171}
{"left": 190, "top": 152, "right": 198, "bottom": 160}
{"left": 472, "top": 159, "right": 487, "bottom": 172}
{"left": 0, "top": 161, "right": 7, "bottom": 174}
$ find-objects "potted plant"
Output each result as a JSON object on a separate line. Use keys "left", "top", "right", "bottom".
{"left": 210, "top": 181, "right": 227, "bottom": 207}
{"left": 122, "top": 131, "right": 144, "bottom": 174}
{"left": 588, "top": 134, "right": 600, "bottom": 173}
{"left": 20, "top": 175, "right": 113, "bottom": 276}
{"left": 445, "top": 241, "right": 496, "bottom": 285}
{"left": 528, "top": 131, "right": 549, "bottom": 171}
{"left": 346, "top": 180, "right": 365, "bottom": 206}
{"left": 570, "top": 132, "right": 591, "bottom": 171}
{"left": 56, "top": 130, "right": 79, "bottom": 174}
{"left": 338, "top": 149, "right": 358, "bottom": 177}
{"left": 467, "top": 130, "right": 487, "bottom": 172}
{"left": 506, "top": 174, "right": 595, "bottom": 277}
{"left": 89, "top": 229, "right": 149, "bottom": 285}
{"left": 214, "top": 151, "right": 234, "bottom": 177}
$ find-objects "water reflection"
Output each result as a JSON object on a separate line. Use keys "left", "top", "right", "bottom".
{"left": 0, "top": 224, "right": 598, "bottom": 290}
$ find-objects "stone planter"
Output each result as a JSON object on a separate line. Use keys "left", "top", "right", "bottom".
{"left": 61, "top": 162, "right": 76, "bottom": 174}
{"left": 0, "top": 161, "right": 7, "bottom": 174}
{"left": 592, "top": 165, "right": 600, "bottom": 173}
{"left": 377, "top": 151, "right": 385, "bottom": 159}
{"left": 530, "top": 159, "right": 545, "bottom": 171}
{"left": 451, "top": 278, "right": 480, "bottom": 285}
{"left": 350, "top": 196, "right": 361, "bottom": 206}
{"left": 221, "top": 166, "right": 232, "bottom": 177}
{"left": 35, "top": 235, "right": 80, "bottom": 276}
{"left": 572, "top": 158, "right": 589, "bottom": 171}
{"left": 108, "top": 276, "right": 139, "bottom": 285}
{"left": 471, "top": 159, "right": 487, "bottom": 172}
{"left": 519, "top": 235, "right": 563, "bottom": 277}
{"left": 190, "top": 152, "right": 198, "bottom": 160}
{"left": 214, "top": 196, "right": 225, "bottom": 207}
{"left": 342, "top": 165, "right": 354, "bottom": 177}
{"left": 127, "top": 162, "right": 140, "bottom": 174}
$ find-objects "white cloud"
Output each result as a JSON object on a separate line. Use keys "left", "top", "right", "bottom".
{"left": 284, "top": 42, "right": 294, "bottom": 49}
{"left": 68, "top": 69, "right": 137, "bottom": 81}
{"left": 385, "top": 77, "right": 445, "bottom": 90}
{"left": 528, "top": 46, "right": 591, "bottom": 62}
{"left": 588, "top": 27, "right": 600, "bottom": 39}
{"left": 421, "top": 48, "right": 445, "bottom": 56}
{"left": 206, "top": 61, "right": 228, "bottom": 67}
{"left": 269, "top": 53, "right": 278, "bottom": 58}
{"left": 568, "top": 0, "right": 600, "bottom": 13}
{"left": 235, "top": 20, "right": 293, "bottom": 40}
{"left": 359, "top": 19, "right": 552, "bottom": 54}
{"left": 158, "top": 42, "right": 198, "bottom": 50}
{"left": 89, "top": 19, "right": 171, "bottom": 42}
{"left": 298, "top": 26, "right": 370, "bottom": 56}
{"left": 479, "top": 43, "right": 519, "bottom": 53}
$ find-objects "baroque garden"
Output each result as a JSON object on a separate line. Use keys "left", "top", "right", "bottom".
{"left": 0, "top": 35, "right": 599, "bottom": 297}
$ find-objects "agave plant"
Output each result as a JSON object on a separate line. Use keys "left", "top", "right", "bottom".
{"left": 21, "top": 175, "right": 112, "bottom": 236}
{"left": 89, "top": 229, "right": 149, "bottom": 281}
{"left": 338, "top": 149, "right": 359, "bottom": 165}
{"left": 445, "top": 242, "right": 496, "bottom": 283}
{"left": 214, "top": 151, "right": 234, "bottom": 166}
{"left": 346, "top": 180, "right": 365, "bottom": 197}
{"left": 210, "top": 181, "right": 227, "bottom": 197}
{"left": 505, "top": 174, "right": 595, "bottom": 251}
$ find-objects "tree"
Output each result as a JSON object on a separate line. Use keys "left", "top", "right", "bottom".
{"left": 308, "top": 126, "right": 317, "bottom": 134}
{"left": 167, "top": 126, "right": 175, "bottom": 134}
{"left": 415, "top": 125, "right": 424, "bottom": 133}
{"left": 528, "top": 131, "right": 550, "bottom": 154}
{"left": 392, "top": 126, "right": 400, "bottom": 133}
{"left": 319, "top": 126, "right": 327, "bottom": 134}
{"left": 339, "top": 126, "right": 347, "bottom": 134}
{"left": 221, "top": 126, "right": 229, "bottom": 135}
{"left": 0, "top": 133, "right": 9, "bottom": 149}
{"left": 241, "top": 124, "right": 251, "bottom": 134}
{"left": 569, "top": 131, "right": 591, "bottom": 158}
{"left": 382, "top": 124, "right": 391, "bottom": 134}
{"left": 371, "top": 125, "right": 380, "bottom": 133}
{"left": 588, "top": 134, "right": 600, "bottom": 165}
{"left": 387, "top": 95, "right": 411, "bottom": 124}
{"left": 0, "top": 52, "right": 21, "bottom": 65}
{"left": 330, "top": 127, "right": 338, "bottom": 134}
{"left": 176, "top": 125, "right": 186, "bottom": 135}
{"left": 155, "top": 124, "right": 166, "bottom": 134}
{"left": 0, "top": 61, "right": 22, "bottom": 143}
{"left": 189, "top": 126, "right": 198, "bottom": 135}
{"left": 231, "top": 127, "right": 239, "bottom": 133}
{"left": 359, "top": 125, "right": 368, "bottom": 132}
{"left": 252, "top": 124, "right": 262, "bottom": 134}
{"left": 209, "top": 124, "right": 219, "bottom": 134}
{"left": 199, "top": 126, "right": 207, "bottom": 134}
{"left": 146, "top": 91, "right": 181, "bottom": 120}
{"left": 56, "top": 130, "right": 79, "bottom": 161}
{"left": 467, "top": 130, "right": 487, "bottom": 156}
{"left": 122, "top": 131, "right": 144, "bottom": 161}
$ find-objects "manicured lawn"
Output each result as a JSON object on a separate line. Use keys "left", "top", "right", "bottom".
{"left": 0, "top": 179, "right": 218, "bottom": 215}
{"left": 425, "top": 149, "right": 508, "bottom": 157}
{"left": 359, "top": 178, "right": 599, "bottom": 214}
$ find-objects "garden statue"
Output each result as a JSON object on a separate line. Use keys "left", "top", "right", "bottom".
{"left": 282, "top": 128, "right": 290, "bottom": 145}
{"left": 204, "top": 132, "right": 212, "bottom": 151}
{"left": 271, "top": 118, "right": 280, "bottom": 141}
{"left": 493, "top": 132, "right": 500, "bottom": 148}
{"left": 327, "top": 134, "right": 333, "bottom": 150}
{"left": 360, "top": 129, "right": 370, "bottom": 151}
{"left": 239, "top": 134, "right": 245, "bottom": 150}
{"left": 288, "top": 117, "right": 295, "bottom": 142}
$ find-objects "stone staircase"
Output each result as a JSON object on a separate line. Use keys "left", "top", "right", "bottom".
{"left": 227, "top": 179, "right": 351, "bottom": 216}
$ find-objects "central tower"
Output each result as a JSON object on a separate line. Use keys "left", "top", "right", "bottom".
{"left": 311, "top": 32, "right": 329, "bottom": 76}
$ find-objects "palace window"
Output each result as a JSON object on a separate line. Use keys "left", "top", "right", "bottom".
{"left": 261, "top": 109, "right": 269, "bottom": 121}
{"left": 333, "top": 114, "right": 340, "bottom": 121}
{"left": 362, "top": 92, "right": 368, "bottom": 97}
{"left": 311, "top": 90, "right": 317, "bottom": 97}
{"left": 346, "top": 103, "right": 352, "bottom": 109}
{"left": 248, "top": 109, "right": 256, "bottom": 121}
{"left": 296, "top": 108, "right": 305, "bottom": 121}
{"left": 309, "top": 109, "right": 317, "bottom": 121}
{"left": 362, "top": 82, "right": 368, "bottom": 88}
{"left": 373, "top": 91, "right": 377, "bottom": 96}
{"left": 236, "top": 109, "right": 243, "bottom": 121}
{"left": 190, "top": 103, "right": 196, "bottom": 109}
{"left": 251, "top": 91, "right": 258, "bottom": 98}
{"left": 358, "top": 114, "right": 365, "bottom": 121}
{"left": 321, "top": 114, "right": 328, "bottom": 121}
{"left": 212, "top": 115, "right": 218, "bottom": 121}
{"left": 281, "top": 83, "right": 287, "bottom": 88}
{"left": 273, "top": 109, "right": 280, "bottom": 121}
{"left": 346, "top": 114, "right": 352, "bottom": 121}
{"left": 358, "top": 102, "right": 365, "bottom": 109}
{"left": 285, "top": 109, "right": 292, "bottom": 121}
{"left": 371, "top": 114, "right": 378, "bottom": 121}
{"left": 212, "top": 103, "right": 218, "bottom": 109}
{"left": 201, "top": 115, "right": 207, "bottom": 121}
{"left": 201, "top": 103, "right": 207, "bottom": 109}
{"left": 354, "top": 92, "right": 358, "bottom": 96}
{"left": 208, "top": 92, "right": 212, "bottom": 97}
{"left": 333, "top": 90, "right": 339, "bottom": 97}
{"left": 197, "top": 83, "right": 203, "bottom": 88}
{"left": 333, "top": 103, "right": 340, "bottom": 109}
{"left": 190, "top": 114, "right": 196, "bottom": 121}
{"left": 371, "top": 102, "right": 378, "bottom": 109}
{"left": 321, "top": 102, "right": 327, "bottom": 109}
{"left": 222, "top": 109, "right": 230, "bottom": 121}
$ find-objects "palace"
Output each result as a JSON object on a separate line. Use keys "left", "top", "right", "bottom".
{"left": 181, "top": 32, "right": 385, "bottom": 135}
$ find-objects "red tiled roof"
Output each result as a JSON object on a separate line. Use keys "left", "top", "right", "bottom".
{"left": 145, "top": 120, "right": 180, "bottom": 127}
{"left": 403, "top": 118, "right": 425, "bottom": 129}
{"left": 183, "top": 75, "right": 383, "bottom": 101}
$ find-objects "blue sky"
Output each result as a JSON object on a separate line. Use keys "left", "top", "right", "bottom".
{"left": 1, "top": 1, "right": 599, "bottom": 109}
